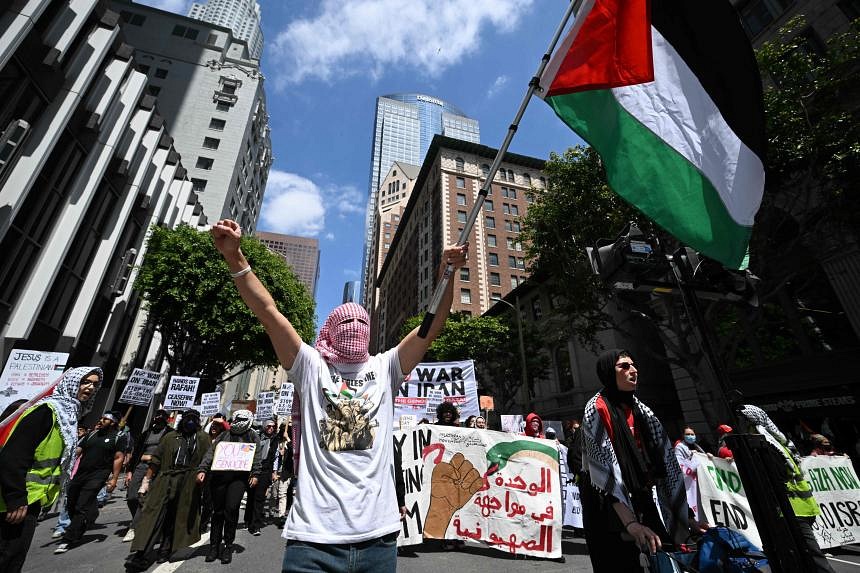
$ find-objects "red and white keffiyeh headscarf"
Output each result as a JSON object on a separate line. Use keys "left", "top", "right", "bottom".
{"left": 314, "top": 303, "right": 370, "bottom": 364}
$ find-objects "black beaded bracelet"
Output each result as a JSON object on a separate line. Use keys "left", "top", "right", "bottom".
{"left": 624, "top": 519, "right": 638, "bottom": 530}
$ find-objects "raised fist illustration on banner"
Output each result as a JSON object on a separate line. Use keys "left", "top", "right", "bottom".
{"left": 424, "top": 452, "right": 484, "bottom": 538}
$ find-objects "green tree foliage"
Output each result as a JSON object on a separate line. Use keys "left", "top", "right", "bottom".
{"left": 134, "top": 224, "right": 316, "bottom": 384}
{"left": 520, "top": 146, "right": 647, "bottom": 349}
{"left": 399, "top": 312, "right": 549, "bottom": 413}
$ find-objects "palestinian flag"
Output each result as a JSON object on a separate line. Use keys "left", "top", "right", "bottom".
{"left": 539, "top": 0, "right": 765, "bottom": 268}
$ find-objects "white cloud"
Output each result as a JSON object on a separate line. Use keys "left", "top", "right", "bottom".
{"left": 271, "top": 0, "right": 534, "bottom": 84}
{"left": 333, "top": 185, "right": 366, "bottom": 217}
{"left": 324, "top": 232, "right": 336, "bottom": 241}
{"left": 486, "top": 75, "right": 509, "bottom": 98}
{"left": 136, "top": 0, "right": 192, "bottom": 14}
{"left": 343, "top": 269, "right": 360, "bottom": 279}
{"left": 259, "top": 171, "right": 326, "bottom": 236}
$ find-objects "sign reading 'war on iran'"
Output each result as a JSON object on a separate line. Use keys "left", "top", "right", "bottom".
{"left": 802, "top": 455, "right": 860, "bottom": 549}
{"left": 118, "top": 369, "right": 161, "bottom": 406}
{"left": 394, "top": 426, "right": 562, "bottom": 558}
{"left": 395, "top": 361, "right": 479, "bottom": 425}
{"left": 163, "top": 376, "right": 200, "bottom": 410}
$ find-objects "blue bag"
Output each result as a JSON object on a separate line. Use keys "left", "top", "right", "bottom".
{"left": 697, "top": 527, "right": 770, "bottom": 573}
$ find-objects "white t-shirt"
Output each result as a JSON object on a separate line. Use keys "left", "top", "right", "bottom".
{"left": 282, "top": 342, "right": 403, "bottom": 543}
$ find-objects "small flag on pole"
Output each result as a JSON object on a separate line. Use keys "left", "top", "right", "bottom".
{"left": 539, "top": 0, "right": 766, "bottom": 269}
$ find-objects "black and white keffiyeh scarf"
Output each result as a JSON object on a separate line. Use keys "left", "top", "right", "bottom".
{"left": 739, "top": 404, "right": 803, "bottom": 478}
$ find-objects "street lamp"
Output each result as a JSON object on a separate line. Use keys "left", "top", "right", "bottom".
{"left": 495, "top": 296, "right": 530, "bottom": 413}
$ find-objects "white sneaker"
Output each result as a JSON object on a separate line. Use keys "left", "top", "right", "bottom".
{"left": 51, "top": 529, "right": 64, "bottom": 539}
{"left": 122, "top": 529, "right": 135, "bottom": 542}
{"left": 54, "top": 543, "right": 70, "bottom": 554}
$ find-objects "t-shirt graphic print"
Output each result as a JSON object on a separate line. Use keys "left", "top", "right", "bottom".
{"left": 319, "top": 371, "right": 379, "bottom": 451}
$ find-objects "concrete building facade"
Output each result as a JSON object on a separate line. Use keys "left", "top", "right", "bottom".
{"left": 0, "top": 0, "right": 207, "bottom": 394}
{"left": 188, "top": 0, "right": 263, "bottom": 61}
{"left": 111, "top": 0, "right": 272, "bottom": 232}
{"left": 372, "top": 135, "right": 546, "bottom": 352}
{"left": 361, "top": 94, "right": 480, "bottom": 309}
{"left": 255, "top": 231, "right": 320, "bottom": 299}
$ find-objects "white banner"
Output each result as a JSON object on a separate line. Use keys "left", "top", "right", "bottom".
{"left": 802, "top": 455, "right": 860, "bottom": 549}
{"left": 118, "top": 368, "right": 161, "bottom": 406}
{"left": 199, "top": 392, "right": 221, "bottom": 417}
{"left": 694, "top": 452, "right": 762, "bottom": 548}
{"left": 163, "top": 376, "right": 200, "bottom": 410}
{"left": 255, "top": 391, "right": 275, "bottom": 421}
{"left": 563, "top": 484, "right": 583, "bottom": 528}
{"left": 395, "top": 361, "right": 479, "bottom": 425}
{"left": 0, "top": 350, "right": 68, "bottom": 415}
{"left": 500, "top": 415, "right": 524, "bottom": 433}
{"left": 677, "top": 451, "right": 701, "bottom": 520}
{"left": 276, "top": 384, "right": 294, "bottom": 415}
{"left": 394, "top": 426, "right": 562, "bottom": 558}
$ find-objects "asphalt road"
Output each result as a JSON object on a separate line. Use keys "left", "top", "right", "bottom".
{"left": 21, "top": 493, "right": 860, "bottom": 572}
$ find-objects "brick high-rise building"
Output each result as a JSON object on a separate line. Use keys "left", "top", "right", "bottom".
{"left": 255, "top": 231, "right": 320, "bottom": 298}
{"left": 371, "top": 135, "right": 546, "bottom": 352}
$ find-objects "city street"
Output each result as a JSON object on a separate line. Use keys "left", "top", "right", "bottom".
{"left": 20, "top": 493, "right": 860, "bottom": 573}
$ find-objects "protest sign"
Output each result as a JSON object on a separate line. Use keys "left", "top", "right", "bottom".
{"left": 118, "top": 368, "right": 161, "bottom": 406}
{"left": 677, "top": 451, "right": 701, "bottom": 520}
{"left": 255, "top": 391, "right": 275, "bottom": 421}
{"left": 0, "top": 350, "right": 68, "bottom": 415}
{"left": 802, "top": 455, "right": 860, "bottom": 549}
{"left": 394, "top": 426, "right": 562, "bottom": 558}
{"left": 694, "top": 452, "right": 762, "bottom": 548}
{"left": 399, "top": 415, "right": 416, "bottom": 431}
{"left": 563, "top": 484, "right": 583, "bottom": 528}
{"left": 425, "top": 389, "right": 444, "bottom": 416}
{"left": 163, "top": 376, "right": 199, "bottom": 410}
{"left": 395, "top": 360, "right": 479, "bottom": 425}
{"left": 211, "top": 441, "right": 257, "bottom": 471}
{"left": 276, "top": 383, "right": 294, "bottom": 415}
{"left": 500, "top": 414, "right": 524, "bottom": 434}
{"left": 199, "top": 392, "right": 221, "bottom": 417}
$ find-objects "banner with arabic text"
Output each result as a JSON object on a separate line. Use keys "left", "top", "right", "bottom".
{"left": 394, "top": 425, "right": 561, "bottom": 558}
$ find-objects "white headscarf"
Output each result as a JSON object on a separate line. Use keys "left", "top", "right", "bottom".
{"left": 35, "top": 367, "right": 102, "bottom": 476}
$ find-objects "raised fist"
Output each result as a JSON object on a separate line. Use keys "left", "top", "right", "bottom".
{"left": 424, "top": 452, "right": 483, "bottom": 538}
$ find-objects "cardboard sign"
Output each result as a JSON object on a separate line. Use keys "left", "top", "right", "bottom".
{"left": 199, "top": 392, "right": 221, "bottom": 417}
{"left": 399, "top": 415, "right": 417, "bottom": 431}
{"left": 802, "top": 455, "right": 860, "bottom": 549}
{"left": 276, "top": 384, "right": 294, "bottom": 415}
{"left": 425, "top": 389, "right": 444, "bottom": 416}
{"left": 394, "top": 426, "right": 562, "bottom": 558}
{"left": 163, "top": 376, "right": 199, "bottom": 410}
{"left": 396, "top": 360, "right": 479, "bottom": 425}
{"left": 255, "top": 391, "right": 275, "bottom": 421}
{"left": 118, "top": 368, "right": 161, "bottom": 406}
{"left": 0, "top": 350, "right": 68, "bottom": 416}
{"left": 211, "top": 441, "right": 257, "bottom": 471}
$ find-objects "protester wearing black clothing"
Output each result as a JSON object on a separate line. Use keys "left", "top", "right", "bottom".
{"left": 245, "top": 418, "right": 278, "bottom": 534}
{"left": 124, "top": 410, "right": 172, "bottom": 535}
{"left": 56, "top": 412, "right": 124, "bottom": 554}
{"left": 196, "top": 410, "right": 262, "bottom": 564}
{"left": 435, "top": 401, "right": 459, "bottom": 427}
{"left": 272, "top": 426, "right": 294, "bottom": 527}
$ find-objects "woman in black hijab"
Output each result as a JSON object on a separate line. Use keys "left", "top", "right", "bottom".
{"left": 579, "top": 349, "right": 693, "bottom": 572}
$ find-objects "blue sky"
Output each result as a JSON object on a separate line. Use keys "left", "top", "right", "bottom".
{"left": 140, "top": 0, "right": 584, "bottom": 327}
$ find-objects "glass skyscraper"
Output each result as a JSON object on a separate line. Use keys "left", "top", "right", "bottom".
{"left": 361, "top": 93, "right": 480, "bottom": 306}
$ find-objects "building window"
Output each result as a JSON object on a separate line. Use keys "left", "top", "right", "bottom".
{"left": 455, "top": 157, "right": 465, "bottom": 171}
{"left": 120, "top": 11, "right": 146, "bottom": 25}
{"left": 512, "top": 222, "right": 521, "bottom": 232}
{"left": 456, "top": 193, "right": 466, "bottom": 206}
{"left": 460, "top": 289, "right": 471, "bottom": 304}
{"left": 490, "top": 272, "right": 501, "bottom": 286}
{"left": 137, "top": 64, "right": 150, "bottom": 74}
{"left": 460, "top": 268, "right": 470, "bottom": 281}
{"left": 154, "top": 68, "right": 168, "bottom": 79}
{"left": 202, "top": 137, "right": 220, "bottom": 149}
{"left": 506, "top": 237, "right": 514, "bottom": 249}
{"left": 191, "top": 178, "right": 207, "bottom": 192}
{"left": 509, "top": 188, "right": 517, "bottom": 199}
{"left": 488, "top": 253, "right": 499, "bottom": 266}
{"left": 511, "top": 205, "right": 519, "bottom": 216}
{"left": 457, "top": 211, "right": 467, "bottom": 223}
{"left": 556, "top": 345, "right": 574, "bottom": 391}
{"left": 517, "top": 257, "right": 525, "bottom": 269}
{"left": 146, "top": 85, "right": 161, "bottom": 96}
{"left": 507, "top": 169, "right": 515, "bottom": 181}
{"left": 207, "top": 33, "right": 219, "bottom": 45}
{"left": 195, "top": 157, "right": 214, "bottom": 170}
{"left": 531, "top": 298, "right": 543, "bottom": 320}
{"left": 511, "top": 276, "right": 519, "bottom": 289}
{"left": 505, "top": 221, "right": 512, "bottom": 232}
{"left": 485, "top": 216, "right": 495, "bottom": 229}
{"left": 484, "top": 200, "right": 493, "bottom": 211}
{"left": 503, "top": 203, "right": 510, "bottom": 215}
{"left": 487, "top": 234, "right": 497, "bottom": 247}
{"left": 481, "top": 164, "right": 490, "bottom": 177}
{"left": 491, "top": 292, "right": 502, "bottom": 301}
{"left": 384, "top": 232, "right": 391, "bottom": 239}
{"left": 499, "top": 170, "right": 507, "bottom": 181}
{"left": 209, "top": 118, "right": 226, "bottom": 131}
{"left": 172, "top": 25, "right": 199, "bottom": 40}
{"left": 215, "top": 101, "right": 231, "bottom": 112}
{"left": 508, "top": 255, "right": 517, "bottom": 268}
{"left": 522, "top": 173, "right": 531, "bottom": 186}
{"left": 539, "top": 176, "right": 547, "bottom": 188}
{"left": 456, "top": 176, "right": 466, "bottom": 188}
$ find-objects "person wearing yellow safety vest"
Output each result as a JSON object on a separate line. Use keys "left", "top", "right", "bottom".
{"left": 737, "top": 404, "right": 836, "bottom": 573}
{"left": 0, "top": 366, "right": 102, "bottom": 573}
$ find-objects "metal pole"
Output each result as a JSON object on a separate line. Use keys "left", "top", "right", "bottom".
{"left": 417, "top": 0, "right": 584, "bottom": 338}
{"left": 514, "top": 296, "right": 530, "bottom": 412}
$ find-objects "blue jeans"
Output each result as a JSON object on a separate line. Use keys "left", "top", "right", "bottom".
{"left": 54, "top": 496, "right": 70, "bottom": 533}
{"left": 282, "top": 532, "right": 397, "bottom": 573}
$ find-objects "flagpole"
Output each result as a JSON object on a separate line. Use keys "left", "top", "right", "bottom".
{"left": 417, "top": 0, "right": 585, "bottom": 338}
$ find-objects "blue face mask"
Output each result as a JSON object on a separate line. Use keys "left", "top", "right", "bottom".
{"left": 684, "top": 434, "right": 696, "bottom": 445}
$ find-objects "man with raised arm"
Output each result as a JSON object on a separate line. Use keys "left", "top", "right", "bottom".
{"left": 211, "top": 219, "right": 467, "bottom": 573}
